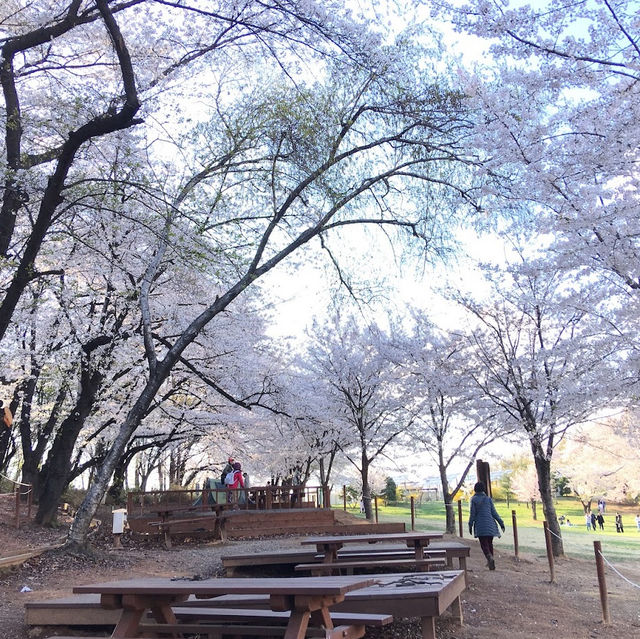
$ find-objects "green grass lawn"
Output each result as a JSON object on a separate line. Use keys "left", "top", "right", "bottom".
{"left": 338, "top": 497, "right": 640, "bottom": 564}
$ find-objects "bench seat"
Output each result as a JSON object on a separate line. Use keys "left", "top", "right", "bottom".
{"left": 295, "top": 557, "right": 447, "bottom": 575}
{"left": 138, "top": 622, "right": 366, "bottom": 639}
{"left": 140, "top": 607, "right": 392, "bottom": 639}
{"left": 148, "top": 514, "right": 219, "bottom": 548}
{"left": 172, "top": 606, "right": 393, "bottom": 626}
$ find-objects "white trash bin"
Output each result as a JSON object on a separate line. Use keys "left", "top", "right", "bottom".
{"left": 112, "top": 508, "right": 127, "bottom": 534}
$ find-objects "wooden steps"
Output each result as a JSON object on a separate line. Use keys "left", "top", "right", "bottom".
{"left": 221, "top": 508, "right": 336, "bottom": 539}
{"left": 0, "top": 542, "right": 65, "bottom": 571}
{"left": 25, "top": 593, "right": 121, "bottom": 626}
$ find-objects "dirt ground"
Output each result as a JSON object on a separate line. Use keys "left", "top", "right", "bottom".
{"left": 1, "top": 511, "right": 639, "bottom": 639}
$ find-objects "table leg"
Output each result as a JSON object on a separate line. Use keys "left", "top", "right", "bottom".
{"left": 111, "top": 608, "right": 145, "bottom": 638}
{"left": 283, "top": 608, "right": 311, "bottom": 639}
{"left": 448, "top": 594, "right": 464, "bottom": 625}
{"left": 317, "top": 543, "right": 341, "bottom": 576}
{"left": 310, "top": 606, "right": 333, "bottom": 629}
{"left": 150, "top": 603, "right": 181, "bottom": 638}
{"left": 420, "top": 615, "right": 437, "bottom": 639}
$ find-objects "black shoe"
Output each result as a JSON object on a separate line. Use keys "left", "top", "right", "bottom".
{"left": 488, "top": 555, "right": 495, "bottom": 570}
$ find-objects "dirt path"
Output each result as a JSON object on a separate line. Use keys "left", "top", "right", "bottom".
{"left": 1, "top": 518, "right": 639, "bottom": 639}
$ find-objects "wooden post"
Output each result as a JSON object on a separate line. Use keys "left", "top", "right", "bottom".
{"left": 410, "top": 496, "right": 415, "bottom": 531}
{"left": 476, "top": 459, "right": 492, "bottom": 496}
{"left": 594, "top": 540, "right": 610, "bottom": 624}
{"left": 543, "top": 521, "right": 555, "bottom": 583}
{"left": 374, "top": 496, "right": 379, "bottom": 523}
{"left": 512, "top": 510, "right": 519, "bottom": 559}
{"left": 343, "top": 485, "right": 347, "bottom": 511}
{"left": 458, "top": 500, "right": 463, "bottom": 538}
{"left": 14, "top": 484, "right": 20, "bottom": 528}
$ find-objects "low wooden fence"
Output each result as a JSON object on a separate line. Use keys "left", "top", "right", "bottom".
{"left": 0, "top": 474, "right": 33, "bottom": 527}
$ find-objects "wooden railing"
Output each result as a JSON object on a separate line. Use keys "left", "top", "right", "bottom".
{"left": 126, "top": 484, "right": 329, "bottom": 518}
{"left": 0, "top": 474, "right": 33, "bottom": 527}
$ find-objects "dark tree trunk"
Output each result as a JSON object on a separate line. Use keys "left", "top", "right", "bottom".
{"left": 533, "top": 451, "right": 564, "bottom": 556}
{"left": 360, "top": 451, "right": 373, "bottom": 521}
{"left": 36, "top": 368, "right": 103, "bottom": 525}
{"left": 106, "top": 455, "right": 128, "bottom": 506}
{"left": 20, "top": 384, "right": 66, "bottom": 499}
{"left": 0, "top": 426, "right": 15, "bottom": 472}
{"left": 444, "top": 491, "right": 456, "bottom": 534}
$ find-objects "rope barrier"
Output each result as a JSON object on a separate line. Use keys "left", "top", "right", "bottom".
{"left": 597, "top": 549, "right": 640, "bottom": 590}
{"left": 0, "top": 471, "right": 30, "bottom": 486}
{"left": 548, "top": 527, "right": 563, "bottom": 540}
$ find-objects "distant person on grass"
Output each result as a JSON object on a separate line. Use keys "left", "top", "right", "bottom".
{"left": 468, "top": 481, "right": 505, "bottom": 571}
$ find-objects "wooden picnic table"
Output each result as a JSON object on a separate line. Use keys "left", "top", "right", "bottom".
{"left": 332, "top": 570, "right": 466, "bottom": 639}
{"left": 302, "top": 531, "right": 444, "bottom": 565}
{"left": 72, "top": 575, "right": 376, "bottom": 639}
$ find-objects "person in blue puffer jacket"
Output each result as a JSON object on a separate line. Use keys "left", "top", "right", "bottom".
{"left": 468, "top": 481, "right": 505, "bottom": 571}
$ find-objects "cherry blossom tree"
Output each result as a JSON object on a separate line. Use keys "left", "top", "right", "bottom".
{"left": 398, "top": 315, "right": 514, "bottom": 533}
{"left": 302, "top": 314, "right": 418, "bottom": 520}
{"left": 439, "top": 0, "right": 640, "bottom": 386}
{"left": 510, "top": 462, "right": 540, "bottom": 521}
{"left": 0, "top": 0, "right": 383, "bottom": 501}
{"left": 64, "top": 52, "right": 478, "bottom": 547}
{"left": 556, "top": 421, "right": 640, "bottom": 510}
{"left": 2, "top": 2, "right": 482, "bottom": 547}
{"left": 457, "top": 259, "right": 623, "bottom": 555}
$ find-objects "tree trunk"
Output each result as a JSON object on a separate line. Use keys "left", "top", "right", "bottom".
{"left": 65, "top": 365, "right": 172, "bottom": 550}
{"left": 0, "top": 426, "right": 15, "bottom": 473}
{"left": 438, "top": 461, "right": 456, "bottom": 534}
{"left": 443, "top": 491, "right": 456, "bottom": 534}
{"left": 106, "top": 455, "right": 128, "bottom": 506}
{"left": 533, "top": 452, "right": 564, "bottom": 557}
{"left": 36, "top": 368, "right": 103, "bottom": 525}
{"left": 360, "top": 455, "right": 373, "bottom": 521}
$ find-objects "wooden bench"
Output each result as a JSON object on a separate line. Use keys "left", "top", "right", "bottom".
{"left": 222, "top": 549, "right": 319, "bottom": 575}
{"left": 137, "top": 622, "right": 366, "bottom": 638}
{"left": 137, "top": 606, "right": 393, "bottom": 639}
{"left": 171, "top": 606, "right": 393, "bottom": 626}
{"left": 139, "top": 624, "right": 365, "bottom": 639}
{"left": 328, "top": 541, "right": 470, "bottom": 574}
{"left": 148, "top": 514, "right": 220, "bottom": 548}
{"left": 295, "top": 556, "right": 447, "bottom": 576}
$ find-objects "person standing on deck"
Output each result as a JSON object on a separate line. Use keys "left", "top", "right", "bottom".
{"left": 221, "top": 457, "right": 234, "bottom": 484}
{"left": 0, "top": 400, "right": 12, "bottom": 428}
{"left": 468, "top": 481, "right": 505, "bottom": 571}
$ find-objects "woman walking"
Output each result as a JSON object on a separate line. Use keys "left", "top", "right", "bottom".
{"left": 469, "top": 481, "right": 505, "bottom": 570}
